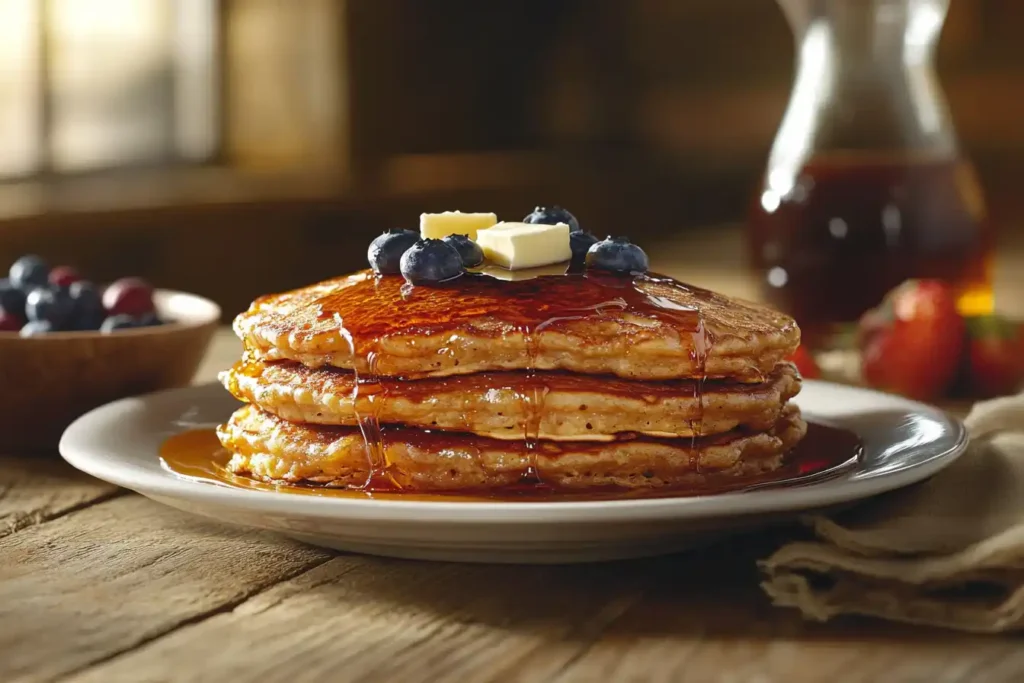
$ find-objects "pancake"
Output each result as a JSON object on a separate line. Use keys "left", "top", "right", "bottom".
{"left": 234, "top": 269, "right": 799, "bottom": 382}
{"left": 217, "top": 404, "right": 806, "bottom": 491}
{"left": 221, "top": 359, "right": 801, "bottom": 440}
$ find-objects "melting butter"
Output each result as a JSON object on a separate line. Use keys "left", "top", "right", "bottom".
{"left": 419, "top": 211, "right": 497, "bottom": 241}
{"left": 470, "top": 262, "right": 570, "bottom": 281}
{"left": 475, "top": 222, "right": 572, "bottom": 270}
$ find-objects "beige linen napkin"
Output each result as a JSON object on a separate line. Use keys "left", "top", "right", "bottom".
{"left": 760, "top": 391, "right": 1024, "bottom": 633}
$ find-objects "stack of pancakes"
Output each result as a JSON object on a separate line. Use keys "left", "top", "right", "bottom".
{"left": 218, "top": 270, "right": 805, "bottom": 493}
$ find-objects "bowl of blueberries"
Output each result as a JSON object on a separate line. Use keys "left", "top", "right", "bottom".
{"left": 0, "top": 255, "right": 220, "bottom": 451}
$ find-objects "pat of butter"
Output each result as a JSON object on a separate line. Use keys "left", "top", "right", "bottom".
{"left": 419, "top": 211, "right": 497, "bottom": 241}
{"left": 475, "top": 222, "right": 571, "bottom": 270}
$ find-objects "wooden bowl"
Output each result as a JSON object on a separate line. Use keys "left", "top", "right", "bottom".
{"left": 0, "top": 290, "right": 220, "bottom": 452}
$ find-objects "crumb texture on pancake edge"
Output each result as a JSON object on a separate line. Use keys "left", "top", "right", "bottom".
{"left": 217, "top": 404, "right": 806, "bottom": 492}
{"left": 243, "top": 343, "right": 794, "bottom": 383}
{"left": 220, "top": 360, "right": 802, "bottom": 440}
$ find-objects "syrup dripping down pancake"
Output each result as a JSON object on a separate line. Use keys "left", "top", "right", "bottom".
{"left": 217, "top": 404, "right": 806, "bottom": 492}
{"left": 234, "top": 270, "right": 799, "bottom": 382}
{"left": 221, "top": 359, "right": 802, "bottom": 441}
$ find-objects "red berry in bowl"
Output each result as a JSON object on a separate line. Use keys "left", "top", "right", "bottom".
{"left": 102, "top": 277, "right": 155, "bottom": 318}
{"left": 0, "top": 309, "right": 20, "bottom": 331}
{"left": 49, "top": 266, "right": 82, "bottom": 289}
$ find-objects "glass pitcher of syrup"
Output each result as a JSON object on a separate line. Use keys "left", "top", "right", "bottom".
{"left": 747, "top": 0, "right": 993, "bottom": 346}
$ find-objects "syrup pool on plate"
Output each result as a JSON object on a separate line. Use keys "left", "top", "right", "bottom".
{"left": 159, "top": 421, "right": 863, "bottom": 502}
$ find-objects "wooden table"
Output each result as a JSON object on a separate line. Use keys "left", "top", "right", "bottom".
{"left": 4, "top": 227, "right": 1024, "bottom": 683}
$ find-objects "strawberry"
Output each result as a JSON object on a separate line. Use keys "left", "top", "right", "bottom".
{"left": 858, "top": 279, "right": 965, "bottom": 401}
{"left": 964, "top": 315, "right": 1024, "bottom": 398}
{"left": 788, "top": 344, "right": 820, "bottom": 379}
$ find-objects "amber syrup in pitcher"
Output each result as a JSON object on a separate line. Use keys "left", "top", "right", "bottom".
{"left": 752, "top": 0, "right": 997, "bottom": 345}
{"left": 748, "top": 153, "right": 994, "bottom": 346}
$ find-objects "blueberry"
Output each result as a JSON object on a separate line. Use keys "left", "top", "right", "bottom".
{"left": 399, "top": 239, "right": 464, "bottom": 285}
{"left": 585, "top": 236, "right": 649, "bottom": 274}
{"left": 20, "top": 320, "right": 54, "bottom": 337}
{"left": 136, "top": 312, "right": 164, "bottom": 328}
{"left": 68, "top": 281, "right": 106, "bottom": 331}
{"left": 25, "top": 287, "right": 73, "bottom": 329}
{"left": 441, "top": 234, "right": 484, "bottom": 268}
{"left": 368, "top": 229, "right": 419, "bottom": 275}
{"left": 10, "top": 255, "right": 49, "bottom": 290}
{"left": 0, "top": 279, "right": 26, "bottom": 321}
{"left": 570, "top": 231, "right": 599, "bottom": 263}
{"left": 524, "top": 206, "right": 581, "bottom": 233}
{"left": 100, "top": 314, "right": 139, "bottom": 333}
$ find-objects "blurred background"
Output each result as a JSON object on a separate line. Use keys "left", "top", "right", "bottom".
{"left": 0, "top": 0, "right": 1022, "bottom": 321}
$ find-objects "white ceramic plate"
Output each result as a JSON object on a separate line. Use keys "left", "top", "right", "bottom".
{"left": 59, "top": 381, "right": 967, "bottom": 564}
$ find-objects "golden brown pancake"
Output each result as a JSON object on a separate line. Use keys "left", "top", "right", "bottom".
{"left": 234, "top": 270, "right": 799, "bottom": 382}
{"left": 221, "top": 359, "right": 801, "bottom": 440}
{"left": 217, "top": 404, "right": 806, "bottom": 491}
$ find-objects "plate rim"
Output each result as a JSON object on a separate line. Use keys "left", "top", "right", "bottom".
{"left": 58, "top": 380, "right": 969, "bottom": 525}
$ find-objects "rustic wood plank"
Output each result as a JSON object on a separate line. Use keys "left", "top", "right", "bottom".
{"left": 0, "top": 456, "right": 119, "bottom": 539}
{"left": 0, "top": 495, "right": 332, "bottom": 682}
{"left": 65, "top": 554, "right": 652, "bottom": 683}
{"left": 547, "top": 540, "right": 1024, "bottom": 683}
{"left": 61, "top": 535, "right": 1024, "bottom": 683}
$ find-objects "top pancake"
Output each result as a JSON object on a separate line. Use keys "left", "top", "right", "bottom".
{"left": 235, "top": 269, "right": 799, "bottom": 381}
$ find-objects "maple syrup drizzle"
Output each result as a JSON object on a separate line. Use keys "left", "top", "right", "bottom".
{"left": 692, "top": 315, "right": 709, "bottom": 471}
{"left": 309, "top": 270, "right": 718, "bottom": 489}
{"left": 160, "top": 421, "right": 863, "bottom": 501}
{"left": 339, "top": 278, "right": 394, "bottom": 491}
{"left": 353, "top": 349, "right": 392, "bottom": 490}
{"left": 520, "top": 323, "right": 543, "bottom": 485}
